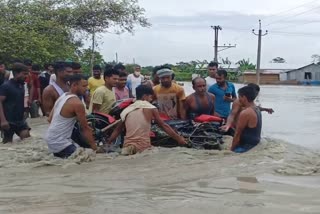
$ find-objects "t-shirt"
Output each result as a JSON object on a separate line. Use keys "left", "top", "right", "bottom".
{"left": 126, "top": 74, "right": 144, "bottom": 97}
{"left": 9, "top": 71, "right": 29, "bottom": 97}
{"left": 113, "top": 86, "right": 129, "bottom": 100}
{"left": 88, "top": 77, "right": 105, "bottom": 95}
{"left": 49, "top": 74, "right": 56, "bottom": 85}
{"left": 208, "top": 82, "right": 236, "bottom": 118}
{"left": 153, "top": 83, "right": 186, "bottom": 119}
{"left": 89, "top": 85, "right": 116, "bottom": 114}
{"left": 0, "top": 79, "right": 25, "bottom": 123}
{"left": 205, "top": 76, "right": 217, "bottom": 90}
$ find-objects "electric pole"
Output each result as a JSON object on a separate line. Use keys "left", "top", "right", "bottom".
{"left": 252, "top": 20, "right": 268, "bottom": 85}
{"left": 211, "top": 25, "right": 236, "bottom": 63}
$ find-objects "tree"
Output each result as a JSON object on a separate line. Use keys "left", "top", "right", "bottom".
{"left": 0, "top": 0, "right": 81, "bottom": 65}
{"left": 78, "top": 48, "right": 106, "bottom": 75}
{"left": 68, "top": 0, "right": 151, "bottom": 72}
{"left": 271, "top": 57, "right": 286, "bottom": 63}
{"left": 311, "top": 54, "right": 320, "bottom": 63}
{"left": 236, "top": 59, "right": 256, "bottom": 72}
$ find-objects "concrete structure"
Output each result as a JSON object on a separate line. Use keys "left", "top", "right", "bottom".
{"left": 285, "top": 63, "right": 320, "bottom": 85}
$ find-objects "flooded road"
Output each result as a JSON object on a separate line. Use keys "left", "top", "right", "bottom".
{"left": 1, "top": 84, "right": 320, "bottom": 214}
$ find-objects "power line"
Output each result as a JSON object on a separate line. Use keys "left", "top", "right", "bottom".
{"left": 269, "top": 19, "right": 320, "bottom": 31}
{"left": 263, "top": 0, "right": 319, "bottom": 21}
{"left": 265, "top": 5, "right": 320, "bottom": 27}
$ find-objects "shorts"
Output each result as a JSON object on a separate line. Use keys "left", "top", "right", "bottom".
{"left": 54, "top": 144, "right": 77, "bottom": 158}
{"left": 233, "top": 143, "right": 258, "bottom": 153}
{"left": 30, "top": 101, "right": 40, "bottom": 118}
{"left": 3, "top": 121, "right": 30, "bottom": 142}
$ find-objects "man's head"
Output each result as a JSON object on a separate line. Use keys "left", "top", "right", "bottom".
{"left": 93, "top": 65, "right": 102, "bottom": 79}
{"left": 66, "top": 74, "right": 88, "bottom": 96}
{"left": 117, "top": 71, "right": 128, "bottom": 89}
{"left": 136, "top": 84, "right": 154, "bottom": 102}
{"left": 44, "top": 63, "right": 54, "bottom": 73}
{"left": 12, "top": 63, "right": 29, "bottom": 84}
{"left": 114, "top": 63, "right": 126, "bottom": 72}
{"left": 157, "top": 66, "right": 173, "bottom": 88}
{"left": 72, "top": 62, "right": 82, "bottom": 74}
{"left": 238, "top": 86, "right": 257, "bottom": 106}
{"left": 23, "top": 59, "right": 32, "bottom": 72}
{"left": 134, "top": 64, "right": 141, "bottom": 76}
{"left": 208, "top": 62, "right": 218, "bottom": 78}
{"left": 247, "top": 83, "right": 260, "bottom": 96}
{"left": 104, "top": 67, "right": 119, "bottom": 88}
{"left": 216, "top": 69, "right": 228, "bottom": 87}
{"left": 0, "top": 61, "right": 5, "bottom": 73}
{"left": 54, "top": 61, "right": 73, "bottom": 82}
{"left": 31, "top": 64, "right": 41, "bottom": 74}
{"left": 192, "top": 77, "right": 206, "bottom": 95}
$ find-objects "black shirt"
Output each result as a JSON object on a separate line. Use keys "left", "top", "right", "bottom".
{"left": 0, "top": 79, "right": 25, "bottom": 123}
{"left": 39, "top": 71, "right": 51, "bottom": 93}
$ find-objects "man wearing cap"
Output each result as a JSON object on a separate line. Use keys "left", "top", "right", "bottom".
{"left": 153, "top": 66, "right": 186, "bottom": 120}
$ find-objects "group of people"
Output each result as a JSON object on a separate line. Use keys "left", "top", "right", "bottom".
{"left": 0, "top": 59, "right": 273, "bottom": 159}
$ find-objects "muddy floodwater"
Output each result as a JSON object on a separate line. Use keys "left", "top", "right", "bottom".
{"left": 1, "top": 83, "right": 320, "bottom": 214}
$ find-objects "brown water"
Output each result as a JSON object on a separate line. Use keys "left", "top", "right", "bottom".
{"left": 1, "top": 84, "right": 320, "bottom": 214}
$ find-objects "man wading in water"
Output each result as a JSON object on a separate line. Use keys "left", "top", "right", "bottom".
{"left": 185, "top": 77, "right": 215, "bottom": 119}
{"left": 105, "top": 85, "right": 186, "bottom": 155}
{"left": 221, "top": 83, "right": 274, "bottom": 134}
{"left": 231, "top": 86, "right": 262, "bottom": 153}
{"left": 46, "top": 74, "right": 97, "bottom": 158}
{"left": 153, "top": 67, "right": 186, "bottom": 120}
{"left": 42, "top": 62, "right": 73, "bottom": 116}
{"left": 0, "top": 63, "right": 31, "bottom": 143}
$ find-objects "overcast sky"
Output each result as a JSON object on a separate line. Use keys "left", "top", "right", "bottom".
{"left": 97, "top": 0, "right": 320, "bottom": 67}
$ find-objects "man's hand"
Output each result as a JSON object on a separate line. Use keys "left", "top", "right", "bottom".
{"left": 177, "top": 136, "right": 187, "bottom": 145}
{"left": 220, "top": 124, "right": 230, "bottom": 132}
{"left": 27, "top": 98, "right": 32, "bottom": 107}
{"left": 1, "top": 120, "right": 10, "bottom": 130}
{"left": 265, "top": 108, "right": 274, "bottom": 114}
{"left": 223, "top": 96, "right": 233, "bottom": 102}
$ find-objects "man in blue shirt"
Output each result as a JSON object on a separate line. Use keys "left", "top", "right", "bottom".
{"left": 208, "top": 69, "right": 236, "bottom": 118}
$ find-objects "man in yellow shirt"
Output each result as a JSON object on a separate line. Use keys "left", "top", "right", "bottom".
{"left": 89, "top": 68, "right": 119, "bottom": 114}
{"left": 88, "top": 65, "right": 105, "bottom": 96}
{"left": 153, "top": 67, "right": 186, "bottom": 120}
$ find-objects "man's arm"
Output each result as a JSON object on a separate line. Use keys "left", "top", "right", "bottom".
{"left": 153, "top": 109, "right": 186, "bottom": 145}
{"left": 0, "top": 96, "right": 9, "bottom": 130}
{"left": 106, "top": 121, "right": 124, "bottom": 144}
{"left": 47, "top": 109, "right": 54, "bottom": 123}
{"left": 231, "top": 111, "right": 249, "bottom": 151}
{"left": 42, "top": 88, "right": 55, "bottom": 117}
{"left": 209, "top": 93, "right": 215, "bottom": 115}
{"left": 74, "top": 101, "right": 97, "bottom": 151}
{"left": 221, "top": 99, "right": 241, "bottom": 131}
{"left": 258, "top": 106, "right": 274, "bottom": 114}
{"left": 91, "top": 90, "right": 103, "bottom": 112}
{"left": 178, "top": 88, "right": 187, "bottom": 120}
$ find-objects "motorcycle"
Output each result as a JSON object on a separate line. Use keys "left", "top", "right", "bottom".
{"left": 71, "top": 99, "right": 225, "bottom": 150}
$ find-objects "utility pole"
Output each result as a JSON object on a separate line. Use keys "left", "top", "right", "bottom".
{"left": 115, "top": 52, "right": 118, "bottom": 63}
{"left": 252, "top": 20, "right": 268, "bottom": 85}
{"left": 211, "top": 26, "right": 236, "bottom": 63}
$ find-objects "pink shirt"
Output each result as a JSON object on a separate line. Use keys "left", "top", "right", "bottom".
{"left": 114, "top": 87, "right": 129, "bottom": 100}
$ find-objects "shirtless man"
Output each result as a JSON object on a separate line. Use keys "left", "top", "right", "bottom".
{"left": 105, "top": 85, "right": 186, "bottom": 155}
{"left": 221, "top": 83, "right": 274, "bottom": 133}
{"left": 231, "top": 86, "right": 262, "bottom": 153}
{"left": 185, "top": 77, "right": 215, "bottom": 119}
{"left": 46, "top": 74, "right": 97, "bottom": 158}
{"left": 42, "top": 62, "right": 73, "bottom": 116}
